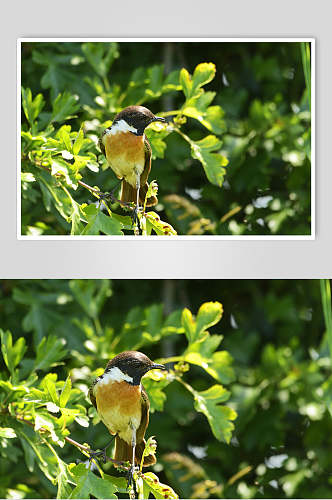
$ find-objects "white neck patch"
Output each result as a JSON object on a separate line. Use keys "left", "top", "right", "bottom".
{"left": 99, "top": 366, "right": 134, "bottom": 385}
{"left": 106, "top": 119, "right": 138, "bottom": 136}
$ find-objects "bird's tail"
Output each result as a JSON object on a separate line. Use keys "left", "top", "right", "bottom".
{"left": 114, "top": 436, "right": 156, "bottom": 467}
{"left": 121, "top": 180, "right": 157, "bottom": 208}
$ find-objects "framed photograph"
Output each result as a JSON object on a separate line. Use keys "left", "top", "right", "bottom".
{"left": 18, "top": 38, "right": 314, "bottom": 239}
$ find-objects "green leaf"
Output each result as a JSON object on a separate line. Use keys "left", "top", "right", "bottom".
{"left": 73, "top": 128, "right": 84, "bottom": 155}
{"left": 179, "top": 68, "right": 192, "bottom": 99}
{"left": 147, "top": 65, "right": 164, "bottom": 96}
{"left": 320, "top": 279, "right": 332, "bottom": 360}
{"left": 56, "top": 126, "right": 73, "bottom": 152}
{"left": 196, "top": 302, "right": 223, "bottom": 338}
{"left": 69, "top": 279, "right": 112, "bottom": 319}
{"left": 140, "top": 436, "right": 157, "bottom": 470}
{"left": 193, "top": 384, "right": 237, "bottom": 443}
{"left": 0, "top": 330, "right": 27, "bottom": 375}
{"left": 21, "top": 87, "right": 45, "bottom": 126}
{"left": 32, "top": 168, "right": 77, "bottom": 230}
{"left": 191, "top": 135, "right": 228, "bottom": 187}
{"left": 185, "top": 334, "right": 235, "bottom": 384}
{"left": 180, "top": 63, "right": 216, "bottom": 100}
{"left": 82, "top": 42, "right": 119, "bottom": 78}
{"left": 40, "top": 373, "right": 59, "bottom": 404}
{"left": 56, "top": 459, "right": 73, "bottom": 499}
{"left": 51, "top": 92, "right": 80, "bottom": 123}
{"left": 59, "top": 375, "right": 72, "bottom": 408}
{"left": 81, "top": 204, "right": 123, "bottom": 235}
{"left": 69, "top": 463, "right": 118, "bottom": 499}
{"left": 192, "top": 62, "right": 216, "bottom": 94}
{"left": 145, "top": 128, "right": 170, "bottom": 159}
{"left": 50, "top": 158, "right": 77, "bottom": 189}
{"left": 181, "top": 308, "right": 196, "bottom": 344}
{"left": 145, "top": 211, "right": 177, "bottom": 236}
{"left": 0, "top": 427, "right": 17, "bottom": 438}
{"left": 183, "top": 103, "right": 225, "bottom": 134}
{"left": 17, "top": 426, "right": 49, "bottom": 477}
{"left": 301, "top": 42, "right": 311, "bottom": 111}
{"left": 20, "top": 300, "right": 63, "bottom": 346}
{"left": 181, "top": 301, "right": 223, "bottom": 344}
{"left": 34, "top": 336, "right": 67, "bottom": 371}
{"left": 142, "top": 378, "right": 170, "bottom": 413}
{"left": 141, "top": 471, "right": 178, "bottom": 499}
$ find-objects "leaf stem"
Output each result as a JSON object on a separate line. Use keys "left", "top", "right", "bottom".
{"left": 320, "top": 279, "right": 332, "bottom": 362}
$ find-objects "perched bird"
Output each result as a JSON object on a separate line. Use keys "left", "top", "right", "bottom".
{"left": 99, "top": 106, "right": 166, "bottom": 213}
{"left": 89, "top": 351, "right": 167, "bottom": 483}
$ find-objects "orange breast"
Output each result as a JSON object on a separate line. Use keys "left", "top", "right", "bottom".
{"left": 95, "top": 380, "right": 142, "bottom": 438}
{"left": 105, "top": 132, "right": 145, "bottom": 168}
{"left": 96, "top": 380, "right": 141, "bottom": 414}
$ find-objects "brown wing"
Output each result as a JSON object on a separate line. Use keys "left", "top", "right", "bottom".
{"left": 88, "top": 378, "right": 99, "bottom": 409}
{"left": 140, "top": 137, "right": 152, "bottom": 187}
{"left": 139, "top": 138, "right": 158, "bottom": 207}
{"left": 137, "top": 385, "right": 150, "bottom": 443}
{"left": 98, "top": 130, "right": 107, "bottom": 157}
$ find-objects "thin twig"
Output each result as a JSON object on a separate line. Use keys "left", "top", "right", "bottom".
{"left": 24, "top": 156, "right": 134, "bottom": 209}
{"left": 14, "top": 413, "right": 129, "bottom": 468}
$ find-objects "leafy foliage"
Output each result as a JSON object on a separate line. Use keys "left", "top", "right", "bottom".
{"left": 0, "top": 280, "right": 235, "bottom": 498}
{"left": 20, "top": 41, "right": 311, "bottom": 235}
{"left": 1, "top": 279, "right": 329, "bottom": 498}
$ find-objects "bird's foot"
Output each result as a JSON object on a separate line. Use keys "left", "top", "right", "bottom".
{"left": 87, "top": 447, "right": 108, "bottom": 464}
{"left": 132, "top": 205, "right": 143, "bottom": 226}
{"left": 127, "top": 464, "right": 139, "bottom": 490}
{"left": 97, "top": 191, "right": 134, "bottom": 209}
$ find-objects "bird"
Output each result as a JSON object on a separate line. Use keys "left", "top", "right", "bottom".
{"left": 89, "top": 351, "right": 167, "bottom": 486}
{"left": 99, "top": 106, "right": 166, "bottom": 215}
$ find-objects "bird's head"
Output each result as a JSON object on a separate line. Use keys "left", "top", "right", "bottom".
{"left": 112, "top": 105, "right": 166, "bottom": 136}
{"left": 104, "top": 351, "right": 167, "bottom": 385}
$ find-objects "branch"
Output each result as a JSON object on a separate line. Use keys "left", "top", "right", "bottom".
{"left": 13, "top": 413, "right": 129, "bottom": 469}
{"left": 23, "top": 155, "right": 133, "bottom": 208}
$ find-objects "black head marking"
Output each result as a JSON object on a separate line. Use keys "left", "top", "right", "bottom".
{"left": 105, "top": 351, "right": 166, "bottom": 385}
{"left": 112, "top": 106, "right": 166, "bottom": 136}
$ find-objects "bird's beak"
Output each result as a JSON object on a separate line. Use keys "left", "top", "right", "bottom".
{"left": 149, "top": 363, "right": 167, "bottom": 371}
{"left": 152, "top": 116, "right": 166, "bottom": 123}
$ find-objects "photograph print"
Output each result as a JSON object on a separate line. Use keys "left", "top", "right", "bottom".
{"left": 19, "top": 39, "right": 313, "bottom": 237}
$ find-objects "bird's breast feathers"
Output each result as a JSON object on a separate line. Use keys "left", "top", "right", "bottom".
{"left": 103, "top": 123, "right": 145, "bottom": 186}
{"left": 93, "top": 371, "right": 142, "bottom": 443}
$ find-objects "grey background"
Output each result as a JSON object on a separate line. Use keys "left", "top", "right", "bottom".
{"left": 2, "top": 0, "right": 330, "bottom": 278}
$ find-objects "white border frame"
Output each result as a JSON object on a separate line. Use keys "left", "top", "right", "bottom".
{"left": 17, "top": 37, "right": 315, "bottom": 241}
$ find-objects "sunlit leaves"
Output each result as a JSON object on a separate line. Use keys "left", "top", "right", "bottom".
{"left": 145, "top": 211, "right": 177, "bottom": 236}
{"left": 59, "top": 375, "right": 72, "bottom": 408}
{"left": 190, "top": 135, "right": 228, "bottom": 187}
{"left": 0, "top": 285, "right": 236, "bottom": 498}
{"left": 21, "top": 87, "right": 45, "bottom": 128}
{"left": 0, "top": 330, "right": 27, "bottom": 375}
{"left": 185, "top": 340, "right": 235, "bottom": 384}
{"left": 140, "top": 471, "right": 179, "bottom": 499}
{"left": 182, "top": 301, "right": 223, "bottom": 344}
{"left": 69, "top": 463, "right": 119, "bottom": 499}
{"left": 34, "top": 336, "right": 67, "bottom": 371}
{"left": 82, "top": 42, "right": 119, "bottom": 79}
{"left": 180, "top": 63, "right": 216, "bottom": 100}
{"left": 21, "top": 55, "right": 228, "bottom": 235}
{"left": 143, "top": 378, "right": 170, "bottom": 413}
{"left": 193, "top": 385, "right": 237, "bottom": 443}
{"left": 0, "top": 427, "right": 17, "bottom": 438}
{"left": 51, "top": 92, "right": 80, "bottom": 123}
{"left": 80, "top": 204, "right": 124, "bottom": 235}
{"left": 69, "top": 279, "right": 112, "bottom": 320}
